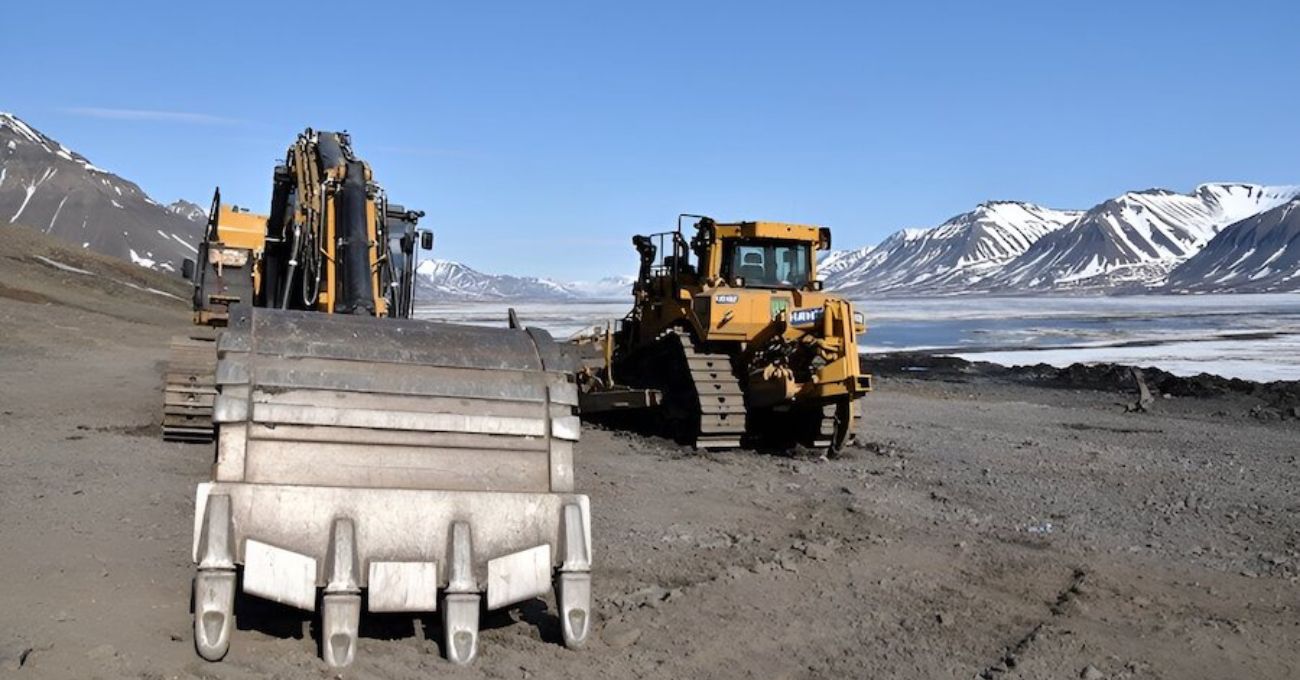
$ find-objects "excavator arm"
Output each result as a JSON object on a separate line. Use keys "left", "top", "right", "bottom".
{"left": 262, "top": 130, "right": 385, "bottom": 315}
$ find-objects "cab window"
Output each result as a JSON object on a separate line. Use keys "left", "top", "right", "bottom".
{"left": 721, "top": 240, "right": 811, "bottom": 288}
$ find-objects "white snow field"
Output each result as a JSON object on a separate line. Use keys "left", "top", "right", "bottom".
{"left": 416, "top": 293, "right": 1300, "bottom": 382}
{"left": 860, "top": 293, "right": 1300, "bottom": 381}
{"left": 414, "top": 300, "right": 630, "bottom": 339}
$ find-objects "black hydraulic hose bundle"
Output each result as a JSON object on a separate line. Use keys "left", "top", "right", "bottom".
{"left": 317, "top": 133, "right": 376, "bottom": 315}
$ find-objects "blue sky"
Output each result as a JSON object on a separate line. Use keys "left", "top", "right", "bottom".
{"left": 5, "top": 1, "right": 1300, "bottom": 280}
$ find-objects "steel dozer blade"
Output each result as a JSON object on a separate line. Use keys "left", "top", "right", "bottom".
{"left": 191, "top": 307, "right": 592, "bottom": 667}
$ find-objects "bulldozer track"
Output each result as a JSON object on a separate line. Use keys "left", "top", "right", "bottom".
{"left": 670, "top": 332, "right": 747, "bottom": 449}
{"left": 812, "top": 401, "right": 839, "bottom": 448}
{"left": 161, "top": 334, "right": 217, "bottom": 443}
{"left": 617, "top": 330, "right": 858, "bottom": 454}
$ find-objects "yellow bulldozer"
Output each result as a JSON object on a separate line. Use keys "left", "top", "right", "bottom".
{"left": 165, "top": 129, "right": 592, "bottom": 668}
{"left": 578, "top": 215, "right": 871, "bottom": 454}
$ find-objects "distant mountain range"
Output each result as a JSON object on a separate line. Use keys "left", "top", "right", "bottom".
{"left": 166, "top": 198, "right": 207, "bottom": 223}
{"left": 1167, "top": 201, "right": 1300, "bottom": 293}
{"left": 4, "top": 112, "right": 1297, "bottom": 297}
{"left": 0, "top": 112, "right": 204, "bottom": 273}
{"left": 820, "top": 201, "right": 1082, "bottom": 294}
{"left": 414, "top": 260, "right": 633, "bottom": 301}
{"left": 822, "top": 183, "right": 1300, "bottom": 295}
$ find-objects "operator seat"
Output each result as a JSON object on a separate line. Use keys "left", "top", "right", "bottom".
{"left": 779, "top": 250, "right": 800, "bottom": 284}
{"left": 738, "top": 252, "right": 765, "bottom": 283}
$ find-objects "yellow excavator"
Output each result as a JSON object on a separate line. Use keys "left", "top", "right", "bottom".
{"left": 162, "top": 137, "right": 429, "bottom": 441}
{"left": 578, "top": 215, "right": 871, "bottom": 454}
{"left": 167, "top": 129, "right": 592, "bottom": 668}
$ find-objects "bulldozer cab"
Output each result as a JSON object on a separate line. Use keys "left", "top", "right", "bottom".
{"left": 719, "top": 239, "right": 813, "bottom": 289}
{"left": 632, "top": 215, "right": 830, "bottom": 294}
{"left": 622, "top": 215, "right": 840, "bottom": 348}
{"left": 695, "top": 217, "right": 831, "bottom": 291}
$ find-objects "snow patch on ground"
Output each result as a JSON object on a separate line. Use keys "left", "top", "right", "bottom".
{"left": 9, "top": 166, "right": 58, "bottom": 224}
{"left": 857, "top": 293, "right": 1300, "bottom": 382}
{"left": 30, "top": 252, "right": 183, "bottom": 300}
{"left": 128, "top": 249, "right": 156, "bottom": 268}
{"left": 11, "top": 184, "right": 37, "bottom": 223}
{"left": 170, "top": 233, "right": 197, "bottom": 253}
{"left": 415, "top": 300, "right": 629, "bottom": 339}
{"left": 33, "top": 255, "right": 94, "bottom": 275}
{"left": 955, "top": 336, "right": 1300, "bottom": 382}
{"left": 46, "top": 195, "right": 69, "bottom": 233}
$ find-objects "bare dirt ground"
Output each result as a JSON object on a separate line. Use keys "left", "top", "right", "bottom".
{"left": 2, "top": 226, "right": 1298, "bottom": 679}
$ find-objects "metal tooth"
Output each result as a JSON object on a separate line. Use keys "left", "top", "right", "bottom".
{"left": 322, "top": 518, "right": 361, "bottom": 668}
{"left": 194, "top": 494, "right": 235, "bottom": 661}
{"left": 442, "top": 593, "right": 480, "bottom": 665}
{"left": 325, "top": 519, "right": 360, "bottom": 593}
{"left": 446, "top": 522, "right": 476, "bottom": 594}
{"left": 561, "top": 504, "right": 590, "bottom": 572}
{"left": 196, "top": 495, "right": 235, "bottom": 570}
{"left": 443, "top": 522, "right": 479, "bottom": 665}
{"left": 321, "top": 593, "right": 361, "bottom": 668}
{"left": 194, "top": 571, "right": 236, "bottom": 661}
{"left": 558, "top": 503, "right": 592, "bottom": 649}
{"left": 556, "top": 572, "right": 591, "bottom": 649}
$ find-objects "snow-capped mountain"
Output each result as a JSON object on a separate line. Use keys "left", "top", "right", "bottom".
{"left": 415, "top": 259, "right": 578, "bottom": 301}
{"left": 817, "top": 244, "right": 876, "bottom": 279}
{"left": 990, "top": 184, "right": 1300, "bottom": 290}
{"left": 1166, "top": 200, "right": 1300, "bottom": 293}
{"left": 823, "top": 201, "right": 1080, "bottom": 296}
{"left": 416, "top": 261, "right": 639, "bottom": 302}
{"left": 167, "top": 199, "right": 207, "bottom": 223}
{"left": 563, "top": 275, "right": 637, "bottom": 299}
{"left": 0, "top": 113, "right": 204, "bottom": 273}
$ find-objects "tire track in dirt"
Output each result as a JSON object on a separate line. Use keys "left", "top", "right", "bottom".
{"left": 979, "top": 568, "right": 1088, "bottom": 679}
